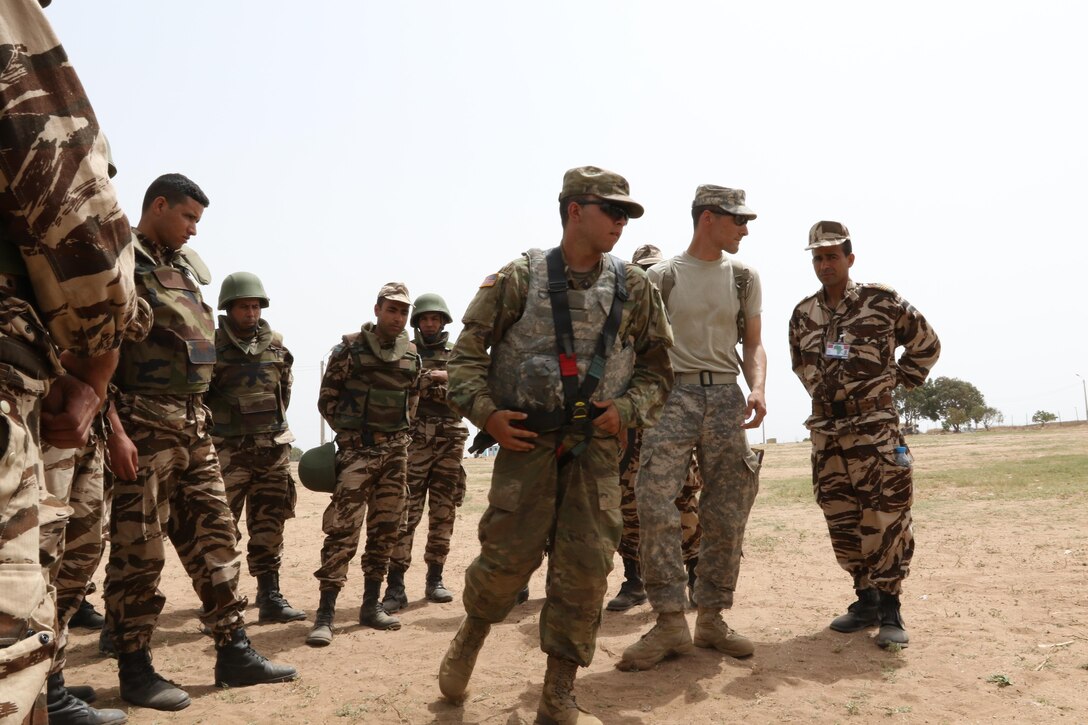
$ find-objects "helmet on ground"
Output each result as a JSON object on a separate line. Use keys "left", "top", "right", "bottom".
{"left": 297, "top": 442, "right": 337, "bottom": 494}
{"left": 218, "top": 271, "right": 270, "bottom": 310}
{"left": 410, "top": 292, "right": 453, "bottom": 327}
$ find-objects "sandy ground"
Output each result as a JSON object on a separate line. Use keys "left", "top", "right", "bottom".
{"left": 64, "top": 425, "right": 1088, "bottom": 724}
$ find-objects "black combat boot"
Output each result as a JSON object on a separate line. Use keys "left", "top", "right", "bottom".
{"left": 69, "top": 599, "right": 105, "bottom": 630}
{"left": 425, "top": 562, "right": 454, "bottom": 603}
{"left": 875, "top": 590, "right": 910, "bottom": 648}
{"left": 515, "top": 584, "right": 530, "bottom": 605}
{"left": 214, "top": 628, "right": 298, "bottom": 687}
{"left": 97, "top": 624, "right": 115, "bottom": 659}
{"left": 359, "top": 578, "right": 401, "bottom": 630}
{"left": 256, "top": 571, "right": 307, "bottom": 623}
{"left": 685, "top": 557, "right": 699, "bottom": 608}
{"left": 47, "top": 671, "right": 127, "bottom": 724}
{"left": 305, "top": 589, "right": 338, "bottom": 647}
{"left": 606, "top": 557, "right": 648, "bottom": 612}
{"left": 117, "top": 648, "right": 191, "bottom": 711}
{"left": 382, "top": 567, "right": 408, "bottom": 613}
{"left": 830, "top": 588, "right": 881, "bottom": 633}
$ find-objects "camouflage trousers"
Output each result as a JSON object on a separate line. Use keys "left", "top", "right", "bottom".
{"left": 389, "top": 416, "right": 468, "bottom": 571}
{"left": 215, "top": 437, "right": 297, "bottom": 577}
{"left": 105, "top": 393, "right": 245, "bottom": 652}
{"left": 810, "top": 422, "right": 914, "bottom": 595}
{"left": 636, "top": 383, "right": 761, "bottom": 613}
{"left": 0, "top": 365, "right": 53, "bottom": 725}
{"left": 314, "top": 433, "right": 409, "bottom": 590}
{"left": 617, "top": 428, "right": 701, "bottom": 563}
{"left": 462, "top": 431, "right": 622, "bottom": 667}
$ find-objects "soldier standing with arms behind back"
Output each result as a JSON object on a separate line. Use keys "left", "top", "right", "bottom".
{"left": 206, "top": 272, "right": 305, "bottom": 624}
{"left": 789, "top": 221, "right": 939, "bottom": 648}
{"left": 438, "top": 166, "right": 673, "bottom": 724}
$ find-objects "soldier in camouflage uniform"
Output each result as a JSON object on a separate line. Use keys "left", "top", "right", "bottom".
{"left": 105, "top": 174, "right": 297, "bottom": 713}
{"left": 382, "top": 293, "right": 468, "bottom": 612}
{"left": 788, "top": 221, "right": 940, "bottom": 648}
{"left": 619, "top": 186, "right": 766, "bottom": 673}
{"left": 306, "top": 283, "right": 421, "bottom": 646}
{"left": 607, "top": 244, "right": 704, "bottom": 613}
{"left": 1, "top": 3, "right": 138, "bottom": 722}
{"left": 438, "top": 166, "right": 672, "bottom": 725}
{"left": 206, "top": 272, "right": 305, "bottom": 624}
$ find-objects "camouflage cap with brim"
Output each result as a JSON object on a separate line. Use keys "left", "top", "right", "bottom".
{"left": 692, "top": 184, "right": 757, "bottom": 219}
{"left": 806, "top": 220, "right": 851, "bottom": 250}
{"left": 378, "top": 281, "right": 412, "bottom": 305}
{"left": 631, "top": 244, "right": 664, "bottom": 267}
{"left": 559, "top": 165, "right": 645, "bottom": 219}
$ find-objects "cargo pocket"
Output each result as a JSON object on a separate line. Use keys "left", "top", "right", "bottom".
{"left": 875, "top": 431, "right": 913, "bottom": 512}
{"left": 592, "top": 437, "right": 622, "bottom": 511}
{"left": 487, "top": 451, "right": 524, "bottom": 512}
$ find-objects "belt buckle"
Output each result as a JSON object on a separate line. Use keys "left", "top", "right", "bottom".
{"left": 571, "top": 400, "right": 589, "bottom": 422}
{"left": 699, "top": 371, "right": 713, "bottom": 386}
{"left": 830, "top": 401, "right": 848, "bottom": 418}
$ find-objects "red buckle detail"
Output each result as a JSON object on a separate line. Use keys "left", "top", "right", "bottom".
{"left": 558, "top": 353, "right": 579, "bottom": 377}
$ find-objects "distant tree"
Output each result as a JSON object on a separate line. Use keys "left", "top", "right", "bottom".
{"left": 1031, "top": 410, "right": 1057, "bottom": 426}
{"left": 977, "top": 406, "right": 1004, "bottom": 430}
{"left": 943, "top": 407, "right": 970, "bottom": 432}
{"left": 893, "top": 385, "right": 931, "bottom": 429}
{"left": 290, "top": 446, "right": 304, "bottom": 461}
{"left": 923, "top": 377, "right": 986, "bottom": 432}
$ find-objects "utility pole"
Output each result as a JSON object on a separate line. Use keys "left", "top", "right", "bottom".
{"left": 1078, "top": 374, "right": 1088, "bottom": 425}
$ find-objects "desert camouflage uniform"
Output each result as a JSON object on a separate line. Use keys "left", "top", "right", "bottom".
{"left": 449, "top": 249, "right": 672, "bottom": 666}
{"left": 105, "top": 231, "right": 248, "bottom": 653}
{"left": 207, "top": 317, "right": 297, "bottom": 577}
{"left": 789, "top": 280, "right": 940, "bottom": 594}
{"left": 314, "top": 323, "right": 419, "bottom": 591}
{"left": 389, "top": 330, "right": 468, "bottom": 571}
{"left": 1, "top": 3, "right": 136, "bottom": 719}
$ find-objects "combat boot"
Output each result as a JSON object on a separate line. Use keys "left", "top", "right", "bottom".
{"left": 382, "top": 567, "right": 408, "bottom": 613}
{"left": 693, "top": 608, "right": 754, "bottom": 658}
{"left": 117, "top": 648, "right": 191, "bottom": 711}
{"left": 685, "top": 557, "right": 698, "bottom": 608}
{"left": 830, "top": 588, "right": 880, "bottom": 633}
{"left": 875, "top": 591, "right": 910, "bottom": 648}
{"left": 69, "top": 599, "right": 105, "bottom": 630}
{"left": 305, "top": 589, "right": 338, "bottom": 647}
{"left": 359, "top": 578, "right": 401, "bottom": 630}
{"left": 47, "top": 671, "right": 127, "bottom": 724}
{"left": 516, "top": 584, "right": 530, "bottom": 604}
{"left": 535, "top": 655, "right": 601, "bottom": 725}
{"left": 214, "top": 628, "right": 298, "bottom": 687}
{"left": 256, "top": 571, "right": 306, "bottom": 623}
{"left": 605, "top": 557, "right": 647, "bottom": 612}
{"left": 438, "top": 616, "right": 491, "bottom": 704}
{"left": 425, "top": 562, "right": 454, "bottom": 603}
{"left": 97, "top": 625, "right": 115, "bottom": 659}
{"left": 616, "top": 611, "right": 693, "bottom": 671}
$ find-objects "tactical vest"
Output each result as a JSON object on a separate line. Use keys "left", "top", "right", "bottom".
{"left": 206, "top": 322, "right": 290, "bottom": 437}
{"left": 333, "top": 331, "right": 418, "bottom": 433}
{"left": 116, "top": 239, "right": 216, "bottom": 394}
{"left": 414, "top": 331, "right": 457, "bottom": 419}
{"left": 488, "top": 248, "right": 634, "bottom": 415}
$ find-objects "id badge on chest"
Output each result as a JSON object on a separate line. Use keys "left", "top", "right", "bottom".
{"left": 824, "top": 335, "right": 850, "bottom": 359}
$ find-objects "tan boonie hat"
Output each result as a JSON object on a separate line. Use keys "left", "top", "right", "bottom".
{"left": 559, "top": 166, "right": 645, "bottom": 219}
{"left": 378, "top": 281, "right": 412, "bottom": 305}
{"left": 806, "top": 220, "right": 851, "bottom": 250}
{"left": 692, "top": 185, "right": 757, "bottom": 220}
{"left": 631, "top": 244, "right": 663, "bottom": 268}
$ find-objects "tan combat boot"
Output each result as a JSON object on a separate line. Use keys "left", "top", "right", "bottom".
{"left": 693, "top": 608, "right": 754, "bottom": 658}
{"left": 535, "top": 655, "right": 601, "bottom": 725}
{"left": 438, "top": 616, "right": 491, "bottom": 704}
{"left": 616, "top": 611, "right": 693, "bottom": 671}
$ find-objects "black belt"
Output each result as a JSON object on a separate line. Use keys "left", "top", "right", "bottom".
{"left": 0, "top": 336, "right": 51, "bottom": 380}
{"left": 813, "top": 392, "right": 894, "bottom": 419}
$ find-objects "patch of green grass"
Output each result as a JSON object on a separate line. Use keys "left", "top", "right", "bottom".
{"left": 918, "top": 455, "right": 1088, "bottom": 499}
{"left": 986, "top": 673, "right": 1012, "bottom": 688}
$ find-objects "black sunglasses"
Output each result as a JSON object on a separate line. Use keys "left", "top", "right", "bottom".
{"left": 711, "top": 210, "right": 750, "bottom": 226}
{"left": 579, "top": 200, "right": 630, "bottom": 222}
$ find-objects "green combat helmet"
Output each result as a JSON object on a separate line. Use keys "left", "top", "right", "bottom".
{"left": 410, "top": 292, "right": 453, "bottom": 328}
{"left": 297, "top": 442, "right": 337, "bottom": 493}
{"left": 218, "top": 271, "right": 270, "bottom": 310}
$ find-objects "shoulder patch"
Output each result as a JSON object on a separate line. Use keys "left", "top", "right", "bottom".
{"left": 479, "top": 273, "right": 498, "bottom": 288}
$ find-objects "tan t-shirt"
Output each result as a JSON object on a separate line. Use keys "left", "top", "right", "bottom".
{"left": 648, "top": 252, "right": 762, "bottom": 375}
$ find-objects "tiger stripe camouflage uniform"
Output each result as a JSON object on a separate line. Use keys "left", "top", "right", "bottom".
{"left": 1, "top": 2, "right": 137, "bottom": 719}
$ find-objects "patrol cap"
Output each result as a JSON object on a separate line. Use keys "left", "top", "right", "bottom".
{"left": 297, "top": 442, "right": 337, "bottom": 494}
{"left": 559, "top": 166, "right": 645, "bottom": 219}
{"left": 692, "top": 185, "right": 757, "bottom": 220}
{"left": 631, "top": 244, "right": 663, "bottom": 268}
{"left": 806, "top": 220, "right": 851, "bottom": 250}
{"left": 377, "top": 282, "right": 411, "bottom": 306}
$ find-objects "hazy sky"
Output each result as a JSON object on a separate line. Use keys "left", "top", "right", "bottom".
{"left": 47, "top": 1, "right": 1088, "bottom": 448}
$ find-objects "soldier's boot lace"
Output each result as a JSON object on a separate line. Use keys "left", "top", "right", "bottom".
{"left": 70, "top": 599, "right": 106, "bottom": 630}
{"left": 359, "top": 578, "right": 401, "bottom": 630}
{"left": 118, "top": 648, "right": 191, "bottom": 711}
{"left": 693, "top": 608, "right": 754, "bottom": 658}
{"left": 534, "top": 655, "right": 602, "bottom": 725}
{"left": 616, "top": 611, "right": 693, "bottom": 671}
{"left": 605, "top": 557, "right": 647, "bottom": 612}
{"left": 875, "top": 591, "right": 910, "bottom": 649}
{"left": 830, "top": 588, "right": 880, "bottom": 633}
{"left": 305, "top": 589, "right": 338, "bottom": 647}
{"left": 382, "top": 567, "right": 408, "bottom": 613}
{"left": 438, "top": 616, "right": 491, "bottom": 704}
{"left": 214, "top": 627, "right": 298, "bottom": 687}
{"left": 424, "top": 562, "right": 454, "bottom": 603}
{"left": 256, "top": 571, "right": 307, "bottom": 623}
{"left": 685, "top": 556, "right": 699, "bottom": 609}
{"left": 47, "top": 671, "right": 127, "bottom": 724}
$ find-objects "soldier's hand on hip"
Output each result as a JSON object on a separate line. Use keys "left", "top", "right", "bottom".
{"left": 41, "top": 374, "right": 101, "bottom": 448}
{"left": 741, "top": 390, "right": 767, "bottom": 429}
{"left": 485, "top": 410, "right": 538, "bottom": 452}
{"left": 591, "top": 400, "right": 621, "bottom": 436}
